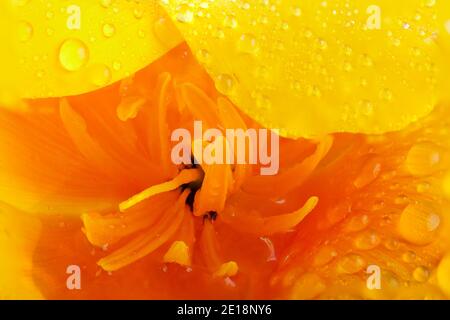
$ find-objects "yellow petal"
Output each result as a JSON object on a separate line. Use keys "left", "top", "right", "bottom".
{"left": 7, "top": 0, "right": 182, "bottom": 98}
{"left": 0, "top": 202, "right": 43, "bottom": 299}
{"left": 162, "top": 0, "right": 443, "bottom": 138}
{"left": 0, "top": 2, "right": 21, "bottom": 108}
{"left": 436, "top": 0, "right": 450, "bottom": 100}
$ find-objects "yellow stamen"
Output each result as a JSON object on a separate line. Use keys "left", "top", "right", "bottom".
{"left": 214, "top": 261, "right": 239, "bottom": 278}
{"left": 119, "top": 168, "right": 201, "bottom": 212}
{"left": 99, "top": 191, "right": 190, "bottom": 271}
{"left": 163, "top": 240, "right": 191, "bottom": 266}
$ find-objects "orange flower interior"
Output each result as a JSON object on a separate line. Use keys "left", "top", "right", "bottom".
{"left": 1, "top": 43, "right": 450, "bottom": 299}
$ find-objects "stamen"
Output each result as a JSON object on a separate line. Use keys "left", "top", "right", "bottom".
{"left": 222, "top": 196, "right": 319, "bottom": 236}
{"left": 99, "top": 191, "right": 190, "bottom": 271}
{"left": 214, "top": 261, "right": 239, "bottom": 278}
{"left": 119, "top": 168, "right": 201, "bottom": 212}
{"left": 163, "top": 241, "right": 190, "bottom": 266}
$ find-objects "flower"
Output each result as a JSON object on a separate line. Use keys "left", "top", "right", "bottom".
{"left": 1, "top": 0, "right": 450, "bottom": 300}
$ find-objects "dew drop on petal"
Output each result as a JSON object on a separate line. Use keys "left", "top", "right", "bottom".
{"left": 58, "top": 38, "right": 89, "bottom": 72}
{"left": 337, "top": 254, "right": 366, "bottom": 274}
{"left": 398, "top": 203, "right": 440, "bottom": 245}
{"left": 18, "top": 21, "right": 33, "bottom": 42}
{"left": 102, "top": 23, "right": 116, "bottom": 38}
{"left": 406, "top": 142, "right": 443, "bottom": 176}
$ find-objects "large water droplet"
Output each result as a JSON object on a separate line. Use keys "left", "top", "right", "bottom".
{"left": 59, "top": 39, "right": 89, "bottom": 71}
{"left": 398, "top": 203, "right": 440, "bottom": 245}
{"left": 406, "top": 142, "right": 443, "bottom": 176}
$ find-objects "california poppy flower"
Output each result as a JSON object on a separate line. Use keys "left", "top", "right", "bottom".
{"left": 1, "top": 0, "right": 450, "bottom": 300}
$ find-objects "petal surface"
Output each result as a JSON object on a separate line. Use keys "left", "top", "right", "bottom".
{"left": 162, "top": 0, "right": 444, "bottom": 138}
{"left": 0, "top": 202, "right": 43, "bottom": 299}
{"left": 7, "top": 0, "right": 182, "bottom": 98}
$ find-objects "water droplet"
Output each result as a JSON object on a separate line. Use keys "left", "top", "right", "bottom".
{"left": 437, "top": 253, "right": 450, "bottom": 296}
{"left": 291, "top": 273, "right": 325, "bottom": 299}
{"left": 337, "top": 254, "right": 366, "bottom": 274}
{"left": 398, "top": 203, "right": 440, "bottom": 245}
{"left": 406, "top": 142, "right": 443, "bottom": 176}
{"left": 280, "top": 21, "right": 289, "bottom": 31}
{"left": 59, "top": 38, "right": 89, "bottom": 71}
{"left": 176, "top": 5, "right": 194, "bottom": 23}
{"left": 117, "top": 96, "right": 146, "bottom": 121}
{"left": 379, "top": 88, "right": 393, "bottom": 102}
{"left": 360, "top": 54, "right": 374, "bottom": 67}
{"left": 18, "top": 21, "right": 33, "bottom": 42}
{"left": 153, "top": 17, "right": 180, "bottom": 47}
{"left": 354, "top": 230, "right": 381, "bottom": 250}
{"left": 442, "top": 171, "right": 450, "bottom": 198}
{"left": 402, "top": 250, "right": 416, "bottom": 263}
{"left": 292, "top": 6, "right": 302, "bottom": 17}
{"left": 237, "top": 33, "right": 258, "bottom": 55}
{"left": 343, "top": 45, "right": 353, "bottom": 56}
{"left": 256, "top": 94, "right": 271, "bottom": 110}
{"left": 413, "top": 266, "right": 430, "bottom": 282}
{"left": 12, "top": 0, "right": 30, "bottom": 6}
{"left": 417, "top": 182, "right": 431, "bottom": 193}
{"left": 197, "top": 49, "right": 210, "bottom": 63}
{"left": 343, "top": 61, "right": 353, "bottom": 72}
{"left": 102, "top": 23, "right": 115, "bottom": 38}
{"left": 317, "top": 38, "right": 328, "bottom": 50}
{"left": 359, "top": 100, "right": 374, "bottom": 116}
{"left": 215, "top": 74, "right": 235, "bottom": 94}
{"left": 100, "top": 0, "right": 113, "bottom": 8}
{"left": 138, "top": 29, "right": 146, "bottom": 38}
{"left": 312, "top": 246, "right": 337, "bottom": 267}
{"left": 445, "top": 20, "right": 450, "bottom": 35}
{"left": 304, "top": 28, "right": 313, "bottom": 38}
{"left": 133, "top": 8, "right": 144, "bottom": 19}
{"left": 213, "top": 27, "right": 225, "bottom": 39}
{"left": 354, "top": 158, "right": 381, "bottom": 188}
{"left": 89, "top": 64, "right": 112, "bottom": 86}
{"left": 46, "top": 27, "right": 54, "bottom": 36}
{"left": 344, "top": 214, "right": 369, "bottom": 232}
{"left": 112, "top": 61, "right": 121, "bottom": 71}
{"left": 384, "top": 238, "right": 399, "bottom": 251}
{"left": 424, "top": 0, "right": 436, "bottom": 8}
{"left": 306, "top": 85, "right": 321, "bottom": 97}
{"left": 224, "top": 14, "right": 238, "bottom": 28}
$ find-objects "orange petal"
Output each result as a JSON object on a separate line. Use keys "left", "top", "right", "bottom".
{"left": 0, "top": 103, "right": 122, "bottom": 215}
{"left": 82, "top": 191, "right": 177, "bottom": 247}
{"left": 98, "top": 191, "right": 189, "bottom": 271}
{"left": 242, "top": 135, "right": 333, "bottom": 196}
{"left": 0, "top": 202, "right": 43, "bottom": 299}
{"left": 222, "top": 196, "right": 319, "bottom": 236}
